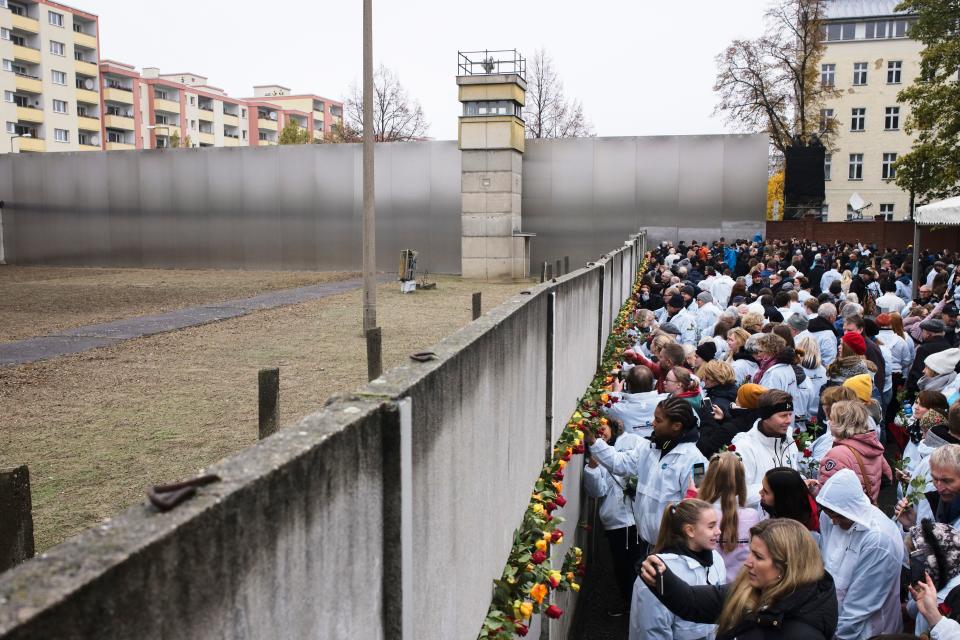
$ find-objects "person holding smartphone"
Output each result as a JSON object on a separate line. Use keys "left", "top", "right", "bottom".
{"left": 905, "top": 519, "right": 960, "bottom": 636}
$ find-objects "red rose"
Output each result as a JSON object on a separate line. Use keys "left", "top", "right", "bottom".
{"left": 940, "top": 602, "right": 953, "bottom": 616}
{"left": 611, "top": 396, "right": 620, "bottom": 404}
{"left": 545, "top": 605, "right": 563, "bottom": 619}
{"left": 554, "top": 469, "right": 565, "bottom": 480}
{"left": 555, "top": 495, "right": 567, "bottom": 508}
{"left": 573, "top": 443, "right": 585, "bottom": 454}
{"left": 545, "top": 514, "right": 553, "bottom": 522}
{"left": 727, "top": 445, "right": 736, "bottom": 452}
{"left": 803, "top": 449, "right": 812, "bottom": 458}
{"left": 562, "top": 450, "right": 572, "bottom": 462}
{"left": 531, "top": 550, "right": 547, "bottom": 564}
{"left": 545, "top": 501, "right": 557, "bottom": 513}
{"left": 515, "top": 622, "right": 529, "bottom": 636}
{"left": 551, "top": 529, "right": 564, "bottom": 543}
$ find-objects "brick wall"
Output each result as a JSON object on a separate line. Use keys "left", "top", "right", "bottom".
{"left": 765, "top": 220, "right": 960, "bottom": 251}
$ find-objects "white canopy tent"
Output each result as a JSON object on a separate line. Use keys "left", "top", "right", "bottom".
{"left": 911, "top": 196, "right": 960, "bottom": 296}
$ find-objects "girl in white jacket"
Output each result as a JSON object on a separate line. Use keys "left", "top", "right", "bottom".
{"left": 630, "top": 499, "right": 726, "bottom": 640}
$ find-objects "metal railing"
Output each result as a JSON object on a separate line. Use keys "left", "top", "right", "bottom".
{"left": 457, "top": 49, "right": 525, "bottom": 79}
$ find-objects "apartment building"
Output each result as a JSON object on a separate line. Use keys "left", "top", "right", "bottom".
{"left": 0, "top": 0, "right": 101, "bottom": 153}
{"left": 0, "top": 0, "right": 343, "bottom": 153}
{"left": 820, "top": 0, "right": 921, "bottom": 221}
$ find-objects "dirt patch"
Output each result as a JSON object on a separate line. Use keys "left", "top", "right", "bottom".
{"left": 0, "top": 275, "right": 531, "bottom": 551}
{"left": 0, "top": 266, "right": 358, "bottom": 342}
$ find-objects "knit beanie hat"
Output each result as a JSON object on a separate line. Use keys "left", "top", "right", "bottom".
{"left": 696, "top": 342, "right": 717, "bottom": 362}
{"left": 925, "top": 348, "right": 960, "bottom": 375}
{"left": 876, "top": 313, "right": 892, "bottom": 327}
{"left": 841, "top": 331, "right": 867, "bottom": 356}
{"left": 736, "top": 383, "right": 767, "bottom": 409}
{"left": 843, "top": 374, "right": 873, "bottom": 403}
{"left": 668, "top": 294, "right": 685, "bottom": 309}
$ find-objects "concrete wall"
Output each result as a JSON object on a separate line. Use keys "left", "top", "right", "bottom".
{"left": 0, "top": 235, "right": 644, "bottom": 640}
{"left": 0, "top": 135, "right": 763, "bottom": 273}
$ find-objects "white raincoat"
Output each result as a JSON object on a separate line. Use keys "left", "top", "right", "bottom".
{"left": 817, "top": 469, "right": 904, "bottom": 639}
{"left": 583, "top": 432, "right": 642, "bottom": 530}
{"left": 630, "top": 549, "right": 726, "bottom": 640}
{"left": 604, "top": 390, "right": 668, "bottom": 438}
{"left": 590, "top": 436, "right": 706, "bottom": 544}
{"left": 731, "top": 420, "right": 800, "bottom": 507}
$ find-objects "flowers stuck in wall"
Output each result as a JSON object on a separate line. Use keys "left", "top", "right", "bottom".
{"left": 478, "top": 255, "right": 649, "bottom": 639}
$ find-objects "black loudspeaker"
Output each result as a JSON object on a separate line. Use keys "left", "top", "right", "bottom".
{"left": 784, "top": 144, "right": 826, "bottom": 214}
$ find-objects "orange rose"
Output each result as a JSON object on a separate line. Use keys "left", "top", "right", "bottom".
{"left": 529, "top": 583, "right": 548, "bottom": 605}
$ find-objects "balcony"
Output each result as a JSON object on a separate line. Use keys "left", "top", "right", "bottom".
{"left": 222, "top": 136, "right": 240, "bottom": 147}
{"left": 13, "top": 45, "right": 41, "bottom": 64}
{"left": 104, "top": 114, "right": 135, "bottom": 130}
{"left": 106, "top": 141, "right": 135, "bottom": 151}
{"left": 16, "top": 106, "right": 43, "bottom": 123}
{"left": 198, "top": 131, "right": 215, "bottom": 145}
{"left": 154, "top": 98, "right": 179, "bottom": 113}
{"left": 75, "top": 59, "right": 98, "bottom": 76}
{"left": 198, "top": 110, "right": 213, "bottom": 122}
{"left": 77, "top": 143, "right": 100, "bottom": 151}
{"left": 222, "top": 113, "right": 239, "bottom": 127}
{"left": 73, "top": 30, "right": 97, "bottom": 49}
{"left": 11, "top": 14, "right": 39, "bottom": 34}
{"left": 103, "top": 87, "right": 133, "bottom": 104}
{"left": 75, "top": 88, "right": 99, "bottom": 105}
{"left": 14, "top": 74, "right": 42, "bottom": 94}
{"left": 258, "top": 118, "right": 278, "bottom": 132}
{"left": 17, "top": 137, "right": 45, "bottom": 152}
{"left": 77, "top": 115, "right": 100, "bottom": 131}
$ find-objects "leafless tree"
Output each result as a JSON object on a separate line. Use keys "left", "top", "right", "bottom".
{"left": 713, "top": 0, "right": 838, "bottom": 154}
{"left": 342, "top": 65, "right": 429, "bottom": 142}
{"left": 523, "top": 48, "right": 595, "bottom": 139}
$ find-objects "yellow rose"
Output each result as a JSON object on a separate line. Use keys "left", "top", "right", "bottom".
{"left": 571, "top": 582, "right": 580, "bottom": 592}
{"left": 519, "top": 601, "right": 533, "bottom": 619}
{"left": 533, "top": 503, "right": 545, "bottom": 515}
{"left": 535, "top": 539, "right": 548, "bottom": 552}
{"left": 600, "top": 393, "right": 610, "bottom": 403}
{"left": 542, "top": 531, "right": 552, "bottom": 541}
{"left": 558, "top": 460, "right": 567, "bottom": 470}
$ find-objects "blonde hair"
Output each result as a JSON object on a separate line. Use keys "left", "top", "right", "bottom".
{"left": 653, "top": 499, "right": 715, "bottom": 553}
{"left": 651, "top": 334, "right": 673, "bottom": 357}
{"left": 699, "top": 452, "right": 746, "bottom": 554}
{"left": 670, "top": 366, "right": 698, "bottom": 393}
{"left": 753, "top": 333, "right": 786, "bottom": 358}
{"left": 716, "top": 519, "right": 824, "bottom": 635}
{"left": 741, "top": 313, "right": 764, "bottom": 334}
{"left": 821, "top": 386, "right": 857, "bottom": 419}
{"left": 725, "top": 328, "right": 751, "bottom": 360}
{"left": 796, "top": 336, "right": 822, "bottom": 370}
{"left": 702, "top": 360, "right": 736, "bottom": 387}
{"left": 829, "top": 400, "right": 871, "bottom": 439}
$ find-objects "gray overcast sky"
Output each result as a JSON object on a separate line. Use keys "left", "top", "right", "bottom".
{"left": 79, "top": 0, "right": 771, "bottom": 140}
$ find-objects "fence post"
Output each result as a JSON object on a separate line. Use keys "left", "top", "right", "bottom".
{"left": 472, "top": 292, "right": 482, "bottom": 320}
{"left": 0, "top": 465, "right": 34, "bottom": 572}
{"left": 563, "top": 256, "right": 570, "bottom": 275}
{"left": 540, "top": 262, "right": 547, "bottom": 283}
{"left": 258, "top": 368, "right": 280, "bottom": 440}
{"left": 366, "top": 327, "right": 383, "bottom": 381}
{"left": 555, "top": 259, "right": 562, "bottom": 277}
{"left": 546, "top": 263, "right": 553, "bottom": 280}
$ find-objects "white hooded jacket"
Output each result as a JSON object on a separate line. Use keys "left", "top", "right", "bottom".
{"left": 630, "top": 549, "right": 726, "bottom": 640}
{"left": 604, "top": 390, "right": 668, "bottom": 438}
{"left": 583, "top": 432, "right": 642, "bottom": 530}
{"left": 590, "top": 436, "right": 707, "bottom": 544}
{"left": 731, "top": 420, "right": 800, "bottom": 507}
{"left": 817, "top": 469, "right": 904, "bottom": 640}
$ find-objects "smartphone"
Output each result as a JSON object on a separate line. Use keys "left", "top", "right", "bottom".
{"left": 693, "top": 462, "right": 706, "bottom": 488}
{"left": 656, "top": 565, "right": 665, "bottom": 596}
{"left": 909, "top": 551, "right": 926, "bottom": 585}
{"left": 702, "top": 398, "right": 714, "bottom": 415}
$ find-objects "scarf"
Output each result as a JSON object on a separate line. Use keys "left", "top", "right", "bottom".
{"left": 919, "top": 372, "right": 958, "bottom": 393}
{"left": 752, "top": 355, "right": 777, "bottom": 384}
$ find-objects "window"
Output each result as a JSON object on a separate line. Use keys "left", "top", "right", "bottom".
{"left": 851, "top": 107, "right": 866, "bottom": 131}
{"left": 155, "top": 89, "right": 167, "bottom": 100}
{"left": 821, "top": 63, "right": 835, "bottom": 86}
{"left": 53, "top": 128, "right": 69, "bottom": 143}
{"left": 887, "top": 61, "right": 902, "bottom": 84}
{"left": 9, "top": 3, "right": 23, "bottom": 16}
{"left": 189, "top": 96, "right": 196, "bottom": 105}
{"left": 3, "top": 91, "right": 12, "bottom": 103}
{"left": 849, "top": 153, "right": 863, "bottom": 180}
{"left": 155, "top": 114, "right": 168, "bottom": 125}
{"left": 74, "top": 51, "right": 82, "bottom": 61}
{"left": 10, "top": 34, "right": 23, "bottom": 46}
{"left": 52, "top": 99, "right": 67, "bottom": 113}
{"left": 73, "top": 22, "right": 82, "bottom": 33}
{"left": 76, "top": 104, "right": 88, "bottom": 116}
{"left": 48, "top": 11, "right": 63, "bottom": 27}
{"left": 824, "top": 154, "right": 832, "bottom": 181}
{"left": 107, "top": 130, "right": 124, "bottom": 143}
{"left": 190, "top": 119, "right": 196, "bottom": 130}
{"left": 50, "top": 41, "right": 65, "bottom": 56}
{"left": 242, "top": 130, "right": 247, "bottom": 140}
{"left": 823, "top": 22, "right": 856, "bottom": 41}
{"left": 258, "top": 131, "right": 268, "bottom": 141}
{"left": 882, "top": 152, "right": 897, "bottom": 179}
{"left": 241, "top": 108, "right": 247, "bottom": 118}
{"left": 885, "top": 106, "right": 900, "bottom": 130}
{"left": 12, "top": 95, "right": 26, "bottom": 107}
{"left": 819, "top": 108, "right": 834, "bottom": 133}
{"left": 0, "top": 28, "right": 9, "bottom": 40}
{"left": 879, "top": 204, "right": 895, "bottom": 220}
{"left": 2, "top": 59, "right": 12, "bottom": 72}
{"left": 51, "top": 70, "right": 67, "bottom": 85}
{"left": 78, "top": 132, "right": 91, "bottom": 145}
{"left": 463, "top": 100, "right": 522, "bottom": 117}
{"left": 853, "top": 62, "right": 868, "bottom": 85}
{"left": 5, "top": 122, "right": 14, "bottom": 134}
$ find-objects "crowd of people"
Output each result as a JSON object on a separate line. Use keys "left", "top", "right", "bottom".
{"left": 583, "top": 237, "right": 960, "bottom": 639}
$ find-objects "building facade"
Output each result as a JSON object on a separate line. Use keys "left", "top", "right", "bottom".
{"left": 1, "top": 0, "right": 342, "bottom": 153}
{"left": 821, "top": 0, "right": 921, "bottom": 221}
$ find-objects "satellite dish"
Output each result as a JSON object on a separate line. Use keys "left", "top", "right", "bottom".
{"left": 83, "top": 78, "right": 94, "bottom": 90}
{"left": 849, "top": 192, "right": 865, "bottom": 211}
{"left": 90, "top": 134, "right": 100, "bottom": 145}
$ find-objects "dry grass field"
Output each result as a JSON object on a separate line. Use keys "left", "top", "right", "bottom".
{"left": 0, "top": 270, "right": 530, "bottom": 551}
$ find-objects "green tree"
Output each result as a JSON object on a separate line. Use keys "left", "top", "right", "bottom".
{"left": 279, "top": 120, "right": 312, "bottom": 145}
{"left": 894, "top": 0, "right": 960, "bottom": 203}
{"left": 169, "top": 130, "right": 180, "bottom": 148}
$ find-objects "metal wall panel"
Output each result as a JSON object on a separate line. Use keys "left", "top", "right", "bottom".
{"left": 0, "top": 135, "right": 764, "bottom": 273}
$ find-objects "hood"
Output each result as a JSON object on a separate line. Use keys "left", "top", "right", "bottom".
{"left": 732, "top": 349, "right": 757, "bottom": 364}
{"left": 828, "top": 356, "right": 872, "bottom": 380}
{"left": 808, "top": 316, "right": 837, "bottom": 334}
{"left": 837, "top": 431, "right": 885, "bottom": 458}
{"left": 816, "top": 468, "right": 874, "bottom": 528}
{"left": 707, "top": 383, "right": 738, "bottom": 401}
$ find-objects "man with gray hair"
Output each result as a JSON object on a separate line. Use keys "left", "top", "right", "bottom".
{"left": 694, "top": 291, "right": 721, "bottom": 340}
{"left": 808, "top": 302, "right": 839, "bottom": 366}
{"left": 786, "top": 313, "right": 811, "bottom": 344}
{"left": 897, "top": 442, "right": 960, "bottom": 530}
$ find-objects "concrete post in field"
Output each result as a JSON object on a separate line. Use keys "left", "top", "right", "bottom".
{"left": 457, "top": 49, "right": 533, "bottom": 280}
{"left": 366, "top": 327, "right": 383, "bottom": 381}
{"left": 258, "top": 368, "right": 280, "bottom": 440}
{"left": 546, "top": 263, "right": 553, "bottom": 280}
{"left": 540, "top": 262, "right": 548, "bottom": 283}
{"left": 564, "top": 256, "right": 570, "bottom": 275}
{"left": 361, "top": 0, "right": 377, "bottom": 332}
{"left": 472, "top": 292, "right": 482, "bottom": 320}
{"left": 555, "top": 259, "right": 562, "bottom": 277}
{"left": 0, "top": 465, "right": 34, "bottom": 572}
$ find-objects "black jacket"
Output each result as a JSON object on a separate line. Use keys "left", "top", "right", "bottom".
{"left": 863, "top": 337, "right": 886, "bottom": 394}
{"left": 649, "top": 565, "right": 838, "bottom": 640}
{"left": 696, "top": 407, "right": 759, "bottom": 458}
{"left": 706, "top": 383, "right": 738, "bottom": 420}
{"left": 908, "top": 335, "right": 952, "bottom": 393}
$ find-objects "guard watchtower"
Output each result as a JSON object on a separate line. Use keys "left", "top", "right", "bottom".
{"left": 457, "top": 50, "right": 532, "bottom": 280}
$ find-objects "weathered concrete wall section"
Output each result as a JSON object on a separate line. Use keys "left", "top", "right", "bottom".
{"left": 0, "top": 237, "right": 645, "bottom": 640}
